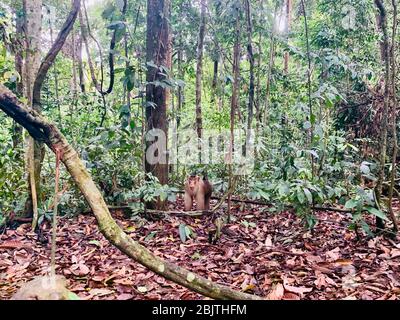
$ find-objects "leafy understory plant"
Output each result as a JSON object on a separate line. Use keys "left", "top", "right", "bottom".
{"left": 128, "top": 173, "right": 179, "bottom": 214}
{"left": 345, "top": 186, "right": 388, "bottom": 236}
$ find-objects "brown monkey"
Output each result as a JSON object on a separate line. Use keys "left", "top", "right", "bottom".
{"left": 184, "top": 174, "right": 213, "bottom": 211}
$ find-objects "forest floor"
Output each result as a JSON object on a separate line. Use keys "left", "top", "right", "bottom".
{"left": 1, "top": 198, "right": 400, "bottom": 300}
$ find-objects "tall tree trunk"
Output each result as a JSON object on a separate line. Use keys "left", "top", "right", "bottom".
{"left": 195, "top": 0, "right": 206, "bottom": 161}
{"left": 387, "top": 0, "right": 399, "bottom": 232}
{"left": 284, "top": 0, "right": 292, "bottom": 74}
{"left": 176, "top": 45, "right": 184, "bottom": 173}
{"left": 375, "top": 0, "right": 390, "bottom": 231}
{"left": 12, "top": 11, "right": 24, "bottom": 149}
{"left": 47, "top": 7, "right": 62, "bottom": 125}
{"left": 264, "top": 3, "right": 278, "bottom": 123}
{"left": 123, "top": 0, "right": 131, "bottom": 121}
{"left": 227, "top": 7, "right": 241, "bottom": 223}
{"left": 145, "top": 0, "right": 171, "bottom": 209}
{"left": 23, "top": 0, "right": 43, "bottom": 221}
{"left": 23, "top": 0, "right": 42, "bottom": 105}
{"left": 244, "top": 0, "right": 255, "bottom": 133}
{"left": 254, "top": 0, "right": 263, "bottom": 142}
{"left": 71, "top": 26, "right": 78, "bottom": 103}
{"left": 177, "top": 47, "right": 183, "bottom": 130}
{"left": 301, "top": 0, "right": 315, "bottom": 179}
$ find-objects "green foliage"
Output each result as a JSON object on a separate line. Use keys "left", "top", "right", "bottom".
{"left": 133, "top": 174, "right": 178, "bottom": 203}
{"left": 0, "top": 0, "right": 394, "bottom": 238}
{"left": 0, "top": 120, "right": 26, "bottom": 215}
{"left": 178, "top": 223, "right": 196, "bottom": 243}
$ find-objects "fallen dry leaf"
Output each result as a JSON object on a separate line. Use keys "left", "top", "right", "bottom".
{"left": 267, "top": 283, "right": 284, "bottom": 300}
{"left": 284, "top": 284, "right": 313, "bottom": 295}
{"left": 326, "top": 247, "right": 341, "bottom": 261}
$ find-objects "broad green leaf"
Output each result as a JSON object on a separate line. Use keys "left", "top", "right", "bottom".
{"left": 257, "top": 189, "right": 270, "bottom": 200}
{"left": 365, "top": 207, "right": 388, "bottom": 221}
{"left": 278, "top": 183, "right": 290, "bottom": 197}
{"left": 360, "top": 220, "right": 374, "bottom": 237}
{"left": 303, "top": 188, "right": 313, "bottom": 204}
{"left": 345, "top": 199, "right": 358, "bottom": 209}
{"left": 297, "top": 190, "right": 305, "bottom": 204}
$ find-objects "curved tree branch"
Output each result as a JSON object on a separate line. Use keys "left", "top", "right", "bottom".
{"left": 33, "top": 0, "right": 81, "bottom": 106}
{"left": 0, "top": 83, "right": 262, "bottom": 300}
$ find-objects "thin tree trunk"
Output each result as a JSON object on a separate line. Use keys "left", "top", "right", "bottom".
{"left": 176, "top": 45, "right": 183, "bottom": 173}
{"left": 123, "top": 0, "right": 131, "bottom": 123}
{"left": 254, "top": 0, "right": 263, "bottom": 144}
{"left": 255, "top": 30, "right": 261, "bottom": 124}
{"left": 388, "top": 0, "right": 399, "bottom": 232}
{"left": 47, "top": 7, "right": 62, "bottom": 126}
{"left": 195, "top": 0, "right": 206, "bottom": 161}
{"left": 77, "top": 33, "right": 85, "bottom": 92}
{"left": 212, "top": 59, "right": 218, "bottom": 92}
{"left": 71, "top": 26, "right": 78, "bottom": 104}
{"left": 301, "top": 0, "right": 315, "bottom": 179}
{"left": 228, "top": 7, "right": 241, "bottom": 223}
{"left": 23, "top": 0, "right": 43, "bottom": 222}
{"left": 284, "top": 0, "right": 292, "bottom": 74}
{"left": 12, "top": 12, "right": 24, "bottom": 149}
{"left": 375, "top": 0, "right": 390, "bottom": 231}
{"left": 177, "top": 47, "right": 183, "bottom": 130}
{"left": 263, "top": 3, "right": 278, "bottom": 124}
{"left": 244, "top": 0, "right": 255, "bottom": 133}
